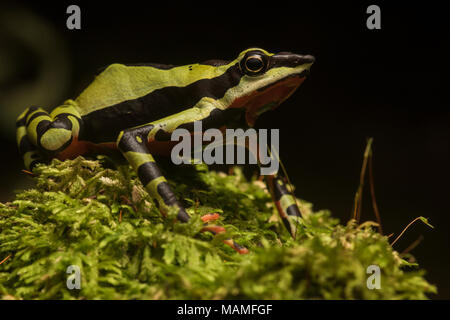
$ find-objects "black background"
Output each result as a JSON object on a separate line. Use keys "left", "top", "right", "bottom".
{"left": 0, "top": 1, "right": 448, "bottom": 298}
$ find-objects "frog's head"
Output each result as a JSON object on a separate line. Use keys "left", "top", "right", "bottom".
{"left": 226, "top": 48, "right": 314, "bottom": 126}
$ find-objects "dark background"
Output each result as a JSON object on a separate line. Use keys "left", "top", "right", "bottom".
{"left": 0, "top": 1, "right": 448, "bottom": 298}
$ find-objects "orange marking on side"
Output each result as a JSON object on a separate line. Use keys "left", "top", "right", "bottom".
{"left": 56, "top": 137, "right": 88, "bottom": 160}
{"left": 148, "top": 127, "right": 227, "bottom": 157}
{"left": 148, "top": 140, "right": 179, "bottom": 157}
{"left": 56, "top": 137, "right": 117, "bottom": 161}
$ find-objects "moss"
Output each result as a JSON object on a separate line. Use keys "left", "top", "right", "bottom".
{"left": 0, "top": 156, "right": 436, "bottom": 299}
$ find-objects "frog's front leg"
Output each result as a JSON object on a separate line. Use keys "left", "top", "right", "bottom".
{"left": 116, "top": 106, "right": 248, "bottom": 254}
{"left": 244, "top": 139, "right": 302, "bottom": 238}
{"left": 265, "top": 174, "right": 302, "bottom": 238}
{"left": 117, "top": 124, "right": 191, "bottom": 222}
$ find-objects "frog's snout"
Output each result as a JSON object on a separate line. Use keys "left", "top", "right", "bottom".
{"left": 289, "top": 54, "right": 315, "bottom": 66}
{"left": 299, "top": 54, "right": 315, "bottom": 64}
{"left": 271, "top": 52, "right": 315, "bottom": 69}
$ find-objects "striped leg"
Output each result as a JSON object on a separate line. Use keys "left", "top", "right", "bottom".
{"left": 16, "top": 107, "right": 46, "bottom": 170}
{"left": 16, "top": 100, "right": 82, "bottom": 170}
{"left": 265, "top": 174, "right": 302, "bottom": 238}
{"left": 116, "top": 111, "right": 248, "bottom": 254}
{"left": 241, "top": 136, "right": 302, "bottom": 238}
{"left": 117, "top": 125, "right": 191, "bottom": 222}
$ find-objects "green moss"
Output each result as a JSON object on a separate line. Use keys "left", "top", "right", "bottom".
{"left": 0, "top": 157, "right": 436, "bottom": 299}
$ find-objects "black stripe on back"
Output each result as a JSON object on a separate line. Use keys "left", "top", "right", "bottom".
{"left": 80, "top": 63, "right": 242, "bottom": 143}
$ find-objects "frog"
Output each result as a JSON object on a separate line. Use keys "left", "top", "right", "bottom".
{"left": 16, "top": 48, "right": 315, "bottom": 254}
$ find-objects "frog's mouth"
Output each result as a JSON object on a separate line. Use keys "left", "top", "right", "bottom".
{"left": 236, "top": 74, "right": 306, "bottom": 127}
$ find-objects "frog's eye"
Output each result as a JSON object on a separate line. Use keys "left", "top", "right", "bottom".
{"left": 241, "top": 53, "right": 267, "bottom": 75}
{"left": 245, "top": 55, "right": 264, "bottom": 72}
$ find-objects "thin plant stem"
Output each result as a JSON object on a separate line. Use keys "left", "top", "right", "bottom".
{"left": 0, "top": 254, "right": 11, "bottom": 265}
{"left": 391, "top": 217, "right": 431, "bottom": 246}
{"left": 352, "top": 138, "right": 373, "bottom": 223}
{"left": 368, "top": 151, "right": 383, "bottom": 234}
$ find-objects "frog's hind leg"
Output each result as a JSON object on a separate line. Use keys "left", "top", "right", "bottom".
{"left": 16, "top": 107, "right": 47, "bottom": 169}
{"left": 16, "top": 101, "right": 82, "bottom": 170}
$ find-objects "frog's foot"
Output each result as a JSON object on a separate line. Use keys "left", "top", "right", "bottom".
{"left": 200, "top": 213, "right": 249, "bottom": 254}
